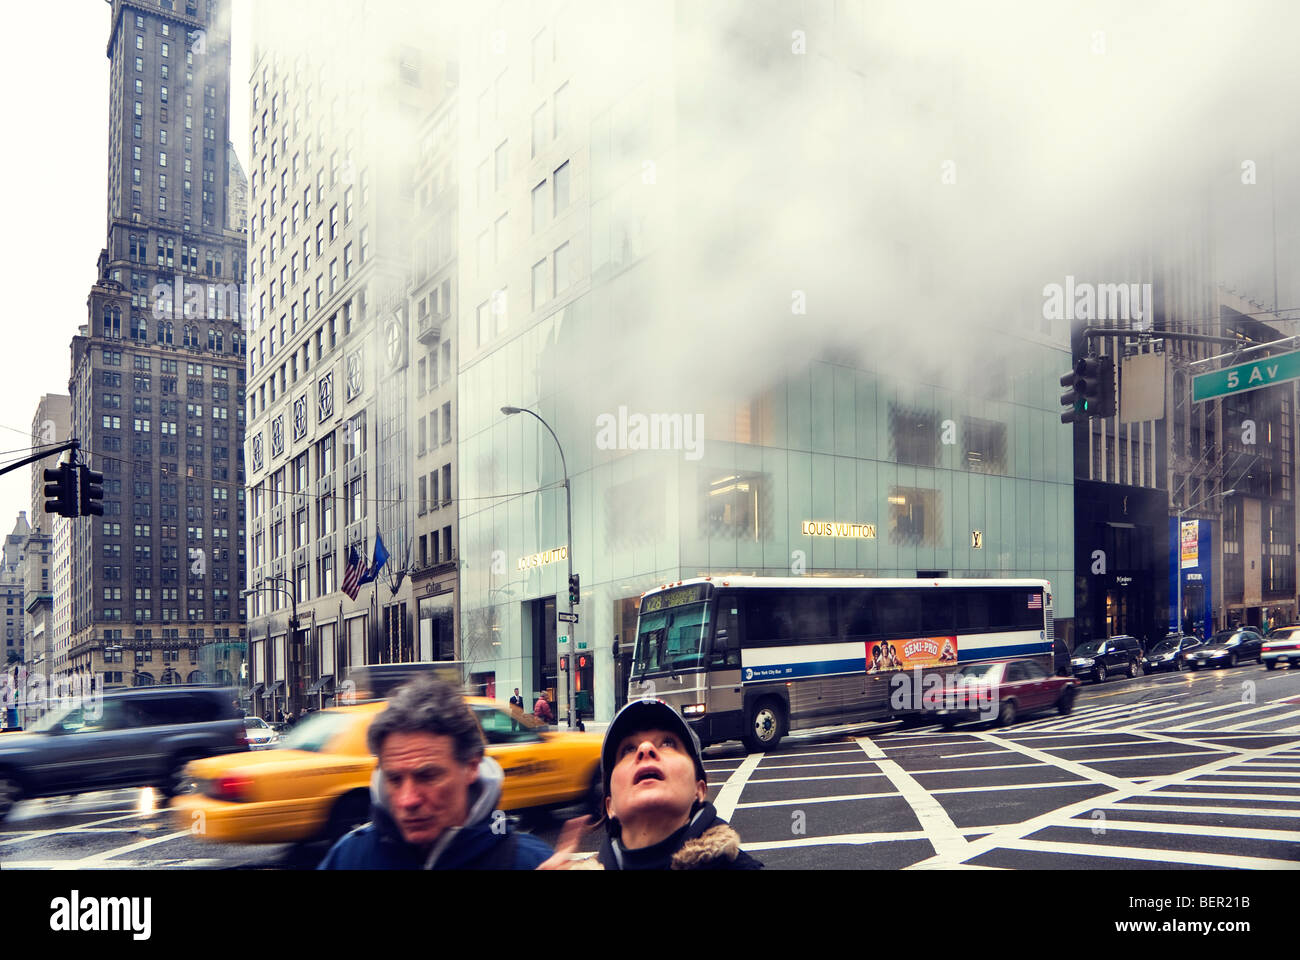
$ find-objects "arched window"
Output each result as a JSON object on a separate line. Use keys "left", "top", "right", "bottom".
{"left": 112, "top": 307, "right": 122, "bottom": 339}
{"left": 134, "top": 315, "right": 147, "bottom": 340}
{"left": 102, "top": 306, "right": 112, "bottom": 338}
{"left": 208, "top": 328, "right": 216, "bottom": 351}
{"left": 215, "top": 331, "right": 223, "bottom": 352}
{"left": 157, "top": 322, "right": 166, "bottom": 344}
{"left": 166, "top": 321, "right": 174, "bottom": 345}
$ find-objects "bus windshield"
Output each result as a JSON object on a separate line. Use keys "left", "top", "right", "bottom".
{"left": 633, "top": 602, "right": 710, "bottom": 677}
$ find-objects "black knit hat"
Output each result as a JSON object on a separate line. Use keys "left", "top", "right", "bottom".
{"left": 601, "top": 699, "right": 707, "bottom": 798}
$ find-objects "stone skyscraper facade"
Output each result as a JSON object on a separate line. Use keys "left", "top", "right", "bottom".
{"left": 67, "top": 0, "right": 248, "bottom": 691}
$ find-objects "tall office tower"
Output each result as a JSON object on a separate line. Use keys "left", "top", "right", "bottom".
{"left": 3, "top": 513, "right": 31, "bottom": 668}
{"left": 245, "top": 1, "right": 452, "bottom": 717}
{"left": 24, "top": 395, "right": 71, "bottom": 680}
{"left": 68, "top": 0, "right": 248, "bottom": 692}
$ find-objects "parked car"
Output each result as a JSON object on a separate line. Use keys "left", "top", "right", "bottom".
{"left": 1183, "top": 629, "right": 1263, "bottom": 670}
{"left": 1142, "top": 633, "right": 1202, "bottom": 674}
{"left": 243, "top": 716, "right": 278, "bottom": 749}
{"left": 1071, "top": 634, "right": 1144, "bottom": 683}
{"left": 172, "top": 697, "right": 604, "bottom": 846}
{"left": 0, "top": 687, "right": 248, "bottom": 821}
{"left": 937, "top": 659, "right": 1078, "bottom": 728}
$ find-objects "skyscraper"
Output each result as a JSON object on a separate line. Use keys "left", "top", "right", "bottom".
{"left": 68, "top": 0, "right": 247, "bottom": 691}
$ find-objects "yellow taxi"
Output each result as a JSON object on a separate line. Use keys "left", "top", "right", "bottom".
{"left": 171, "top": 698, "right": 603, "bottom": 845}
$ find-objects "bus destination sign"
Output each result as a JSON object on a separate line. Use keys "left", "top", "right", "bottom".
{"left": 641, "top": 585, "right": 705, "bottom": 613}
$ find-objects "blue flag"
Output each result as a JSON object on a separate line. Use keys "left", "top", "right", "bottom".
{"left": 358, "top": 531, "right": 389, "bottom": 586}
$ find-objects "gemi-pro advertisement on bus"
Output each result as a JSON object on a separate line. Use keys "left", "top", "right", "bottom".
{"left": 741, "top": 636, "right": 959, "bottom": 682}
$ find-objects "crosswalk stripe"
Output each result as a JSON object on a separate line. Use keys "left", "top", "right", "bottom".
{"left": 1106, "top": 801, "right": 1300, "bottom": 818}
{"left": 1219, "top": 708, "right": 1300, "bottom": 732}
{"left": 990, "top": 837, "right": 1299, "bottom": 870}
{"left": 1147, "top": 697, "right": 1297, "bottom": 730}
{"left": 712, "top": 753, "right": 762, "bottom": 821}
{"left": 1048, "top": 818, "right": 1300, "bottom": 842}
{"left": 855, "top": 735, "right": 971, "bottom": 861}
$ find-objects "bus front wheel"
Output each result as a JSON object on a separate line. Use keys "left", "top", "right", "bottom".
{"left": 743, "top": 699, "right": 786, "bottom": 753}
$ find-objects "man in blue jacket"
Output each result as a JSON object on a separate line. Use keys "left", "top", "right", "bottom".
{"left": 319, "top": 675, "right": 553, "bottom": 870}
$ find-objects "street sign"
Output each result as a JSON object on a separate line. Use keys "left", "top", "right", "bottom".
{"left": 558, "top": 634, "right": 569, "bottom": 646}
{"left": 1192, "top": 349, "right": 1300, "bottom": 402}
{"left": 577, "top": 641, "right": 588, "bottom": 650}
{"left": 558, "top": 612, "right": 578, "bottom": 623}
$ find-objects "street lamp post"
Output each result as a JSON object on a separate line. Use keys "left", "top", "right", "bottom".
{"left": 242, "top": 577, "right": 300, "bottom": 715}
{"left": 1177, "top": 488, "right": 1234, "bottom": 637}
{"left": 502, "top": 405, "right": 576, "bottom": 729}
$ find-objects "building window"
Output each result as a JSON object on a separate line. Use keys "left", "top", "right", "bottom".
{"left": 531, "top": 180, "right": 546, "bottom": 234}
{"left": 531, "top": 258, "right": 548, "bottom": 310}
{"left": 553, "top": 160, "right": 570, "bottom": 215}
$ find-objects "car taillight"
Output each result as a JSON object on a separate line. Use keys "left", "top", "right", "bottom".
{"left": 210, "top": 775, "right": 254, "bottom": 802}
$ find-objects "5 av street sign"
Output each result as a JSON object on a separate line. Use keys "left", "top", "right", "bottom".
{"left": 1192, "top": 349, "right": 1300, "bottom": 402}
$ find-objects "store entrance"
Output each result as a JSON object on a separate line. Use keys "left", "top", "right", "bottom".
{"left": 528, "top": 596, "right": 557, "bottom": 714}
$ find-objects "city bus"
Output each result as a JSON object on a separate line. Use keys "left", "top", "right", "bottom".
{"left": 628, "top": 576, "right": 1054, "bottom": 751}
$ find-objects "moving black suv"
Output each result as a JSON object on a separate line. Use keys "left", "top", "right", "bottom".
{"left": 1070, "top": 634, "right": 1144, "bottom": 683}
{"left": 0, "top": 686, "right": 247, "bottom": 821}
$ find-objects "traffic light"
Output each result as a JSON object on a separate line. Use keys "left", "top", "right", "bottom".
{"left": 1077, "top": 355, "right": 1116, "bottom": 419}
{"left": 1059, "top": 362, "right": 1085, "bottom": 424}
{"left": 78, "top": 464, "right": 105, "bottom": 517}
{"left": 1061, "top": 356, "right": 1116, "bottom": 422}
{"left": 559, "top": 655, "right": 569, "bottom": 673}
{"left": 42, "top": 462, "right": 78, "bottom": 518}
{"left": 568, "top": 573, "right": 580, "bottom": 606}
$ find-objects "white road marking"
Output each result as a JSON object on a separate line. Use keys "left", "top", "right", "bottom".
{"left": 971, "top": 732, "right": 1133, "bottom": 791}
{"left": 987, "top": 837, "right": 1299, "bottom": 870}
{"left": 855, "top": 736, "right": 970, "bottom": 861}
{"left": 1044, "top": 817, "right": 1300, "bottom": 843}
{"left": 0, "top": 813, "right": 144, "bottom": 847}
{"left": 734, "top": 790, "right": 898, "bottom": 809}
{"left": 711, "top": 753, "right": 762, "bottom": 822}
{"left": 1106, "top": 801, "right": 1300, "bottom": 818}
{"left": 1220, "top": 708, "right": 1300, "bottom": 732}
{"left": 909, "top": 736, "right": 1300, "bottom": 869}
{"left": 1143, "top": 790, "right": 1300, "bottom": 803}
{"left": 1072, "top": 750, "right": 1223, "bottom": 764}
{"left": 741, "top": 824, "right": 1024, "bottom": 853}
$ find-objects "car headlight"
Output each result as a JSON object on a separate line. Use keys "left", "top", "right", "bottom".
{"left": 1072, "top": 659, "right": 1089, "bottom": 666}
{"left": 682, "top": 703, "right": 706, "bottom": 716}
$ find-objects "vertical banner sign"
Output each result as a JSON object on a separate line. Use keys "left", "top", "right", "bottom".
{"left": 1180, "top": 520, "right": 1199, "bottom": 570}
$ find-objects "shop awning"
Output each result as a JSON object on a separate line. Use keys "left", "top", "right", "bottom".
{"left": 306, "top": 675, "right": 334, "bottom": 694}
{"left": 265, "top": 680, "right": 285, "bottom": 696}
{"left": 250, "top": 683, "right": 265, "bottom": 696}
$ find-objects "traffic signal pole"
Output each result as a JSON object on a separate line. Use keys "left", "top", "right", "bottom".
{"left": 0, "top": 440, "right": 80, "bottom": 481}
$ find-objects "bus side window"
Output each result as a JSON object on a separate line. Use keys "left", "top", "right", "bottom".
{"left": 711, "top": 596, "right": 741, "bottom": 668}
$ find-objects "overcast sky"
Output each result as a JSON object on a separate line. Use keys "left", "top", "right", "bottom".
{"left": 0, "top": 0, "right": 249, "bottom": 527}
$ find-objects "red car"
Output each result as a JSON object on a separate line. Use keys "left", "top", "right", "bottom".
{"left": 937, "top": 659, "right": 1078, "bottom": 729}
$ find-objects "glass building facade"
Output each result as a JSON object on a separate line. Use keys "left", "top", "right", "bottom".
{"left": 457, "top": 303, "right": 1074, "bottom": 722}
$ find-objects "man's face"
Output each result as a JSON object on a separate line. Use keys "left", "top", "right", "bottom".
{"left": 606, "top": 727, "right": 705, "bottom": 826}
{"left": 378, "top": 731, "right": 480, "bottom": 847}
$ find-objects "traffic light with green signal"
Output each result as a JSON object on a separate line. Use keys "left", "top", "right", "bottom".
{"left": 42, "top": 462, "right": 78, "bottom": 518}
{"left": 1077, "top": 355, "right": 1116, "bottom": 419}
{"left": 1059, "top": 362, "right": 1085, "bottom": 424}
{"left": 568, "top": 573, "right": 580, "bottom": 605}
{"left": 1060, "top": 355, "right": 1116, "bottom": 422}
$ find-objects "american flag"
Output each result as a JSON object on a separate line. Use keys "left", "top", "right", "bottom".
{"left": 342, "top": 545, "right": 364, "bottom": 601}
{"left": 1027, "top": 593, "right": 1043, "bottom": 609}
